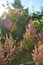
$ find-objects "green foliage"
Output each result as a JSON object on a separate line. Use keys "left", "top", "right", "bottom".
{"left": 8, "top": 48, "right": 34, "bottom": 65}
{"left": 34, "top": 20, "right": 43, "bottom": 33}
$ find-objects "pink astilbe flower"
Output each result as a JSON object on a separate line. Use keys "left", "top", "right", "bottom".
{"left": 28, "top": 23, "right": 36, "bottom": 37}
{"left": 3, "top": 34, "right": 16, "bottom": 64}
{"left": 5, "top": 34, "right": 16, "bottom": 56}
{"left": 5, "top": 34, "right": 11, "bottom": 54}
{"left": 38, "top": 42, "right": 43, "bottom": 61}
{"left": 32, "top": 45, "right": 39, "bottom": 61}
{"left": 32, "top": 42, "right": 43, "bottom": 65}
{"left": 0, "top": 44, "right": 5, "bottom": 65}
{"left": 24, "top": 20, "right": 36, "bottom": 39}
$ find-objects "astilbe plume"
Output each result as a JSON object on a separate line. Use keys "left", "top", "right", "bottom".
{"left": 24, "top": 20, "right": 36, "bottom": 39}
{"left": 0, "top": 43, "right": 5, "bottom": 65}
{"left": 5, "top": 34, "right": 16, "bottom": 60}
{"left": 26, "top": 20, "right": 43, "bottom": 65}
{"left": 32, "top": 40, "right": 43, "bottom": 65}
{"left": 0, "top": 34, "right": 16, "bottom": 65}
{"left": 28, "top": 22, "right": 36, "bottom": 37}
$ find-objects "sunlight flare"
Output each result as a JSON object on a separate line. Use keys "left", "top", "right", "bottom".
{"left": 0, "top": 4, "right": 5, "bottom": 16}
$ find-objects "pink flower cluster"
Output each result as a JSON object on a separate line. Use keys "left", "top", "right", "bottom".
{"left": 24, "top": 20, "right": 43, "bottom": 65}
{"left": 0, "top": 45, "right": 5, "bottom": 65}
{"left": 32, "top": 43, "right": 43, "bottom": 65}
{"left": 24, "top": 21, "right": 36, "bottom": 40}
{"left": 0, "top": 34, "right": 16, "bottom": 65}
